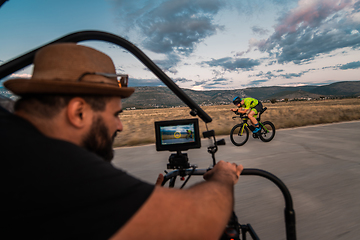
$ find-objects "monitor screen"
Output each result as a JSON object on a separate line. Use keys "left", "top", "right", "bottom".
{"left": 155, "top": 119, "right": 201, "bottom": 151}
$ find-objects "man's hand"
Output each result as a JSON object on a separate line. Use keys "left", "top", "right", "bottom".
{"left": 230, "top": 108, "right": 237, "bottom": 112}
{"left": 155, "top": 174, "right": 164, "bottom": 186}
{"left": 203, "top": 160, "right": 243, "bottom": 185}
{"left": 112, "top": 162, "right": 243, "bottom": 240}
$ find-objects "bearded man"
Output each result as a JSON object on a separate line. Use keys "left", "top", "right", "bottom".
{"left": 1, "top": 43, "right": 243, "bottom": 240}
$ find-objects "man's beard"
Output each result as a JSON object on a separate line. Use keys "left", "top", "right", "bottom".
{"left": 81, "top": 115, "right": 117, "bottom": 162}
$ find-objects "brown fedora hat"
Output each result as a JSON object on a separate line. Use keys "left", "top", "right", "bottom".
{"left": 4, "top": 43, "right": 135, "bottom": 98}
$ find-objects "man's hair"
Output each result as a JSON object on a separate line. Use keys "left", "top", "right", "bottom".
{"left": 14, "top": 94, "right": 112, "bottom": 118}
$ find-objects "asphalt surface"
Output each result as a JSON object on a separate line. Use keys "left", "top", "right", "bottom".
{"left": 112, "top": 120, "right": 360, "bottom": 240}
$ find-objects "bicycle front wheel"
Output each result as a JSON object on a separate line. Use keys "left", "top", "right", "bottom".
{"left": 259, "top": 121, "right": 276, "bottom": 142}
{"left": 230, "top": 124, "right": 249, "bottom": 146}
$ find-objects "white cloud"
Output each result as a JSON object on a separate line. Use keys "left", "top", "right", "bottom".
{"left": 10, "top": 73, "right": 31, "bottom": 78}
{"left": 191, "top": 85, "right": 204, "bottom": 90}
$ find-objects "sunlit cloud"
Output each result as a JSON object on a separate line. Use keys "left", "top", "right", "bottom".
{"left": 10, "top": 73, "right": 31, "bottom": 78}
{"left": 112, "top": 0, "right": 225, "bottom": 58}
{"left": 252, "top": 0, "right": 360, "bottom": 64}
{"left": 191, "top": 85, "right": 204, "bottom": 90}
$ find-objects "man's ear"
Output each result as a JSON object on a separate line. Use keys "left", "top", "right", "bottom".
{"left": 66, "top": 97, "right": 90, "bottom": 128}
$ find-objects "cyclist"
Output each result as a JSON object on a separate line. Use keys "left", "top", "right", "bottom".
{"left": 231, "top": 96, "right": 263, "bottom": 133}
{"left": 186, "top": 129, "right": 193, "bottom": 139}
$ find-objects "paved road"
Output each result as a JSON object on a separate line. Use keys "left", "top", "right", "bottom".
{"left": 112, "top": 121, "right": 360, "bottom": 240}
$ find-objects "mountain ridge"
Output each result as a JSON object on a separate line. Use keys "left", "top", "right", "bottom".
{"left": 1, "top": 80, "right": 359, "bottom": 109}
{"left": 122, "top": 81, "right": 360, "bottom": 108}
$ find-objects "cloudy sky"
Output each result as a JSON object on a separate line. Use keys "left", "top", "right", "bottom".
{"left": 1, "top": 0, "right": 360, "bottom": 90}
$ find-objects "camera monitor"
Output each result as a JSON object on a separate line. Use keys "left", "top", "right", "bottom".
{"left": 155, "top": 119, "right": 201, "bottom": 151}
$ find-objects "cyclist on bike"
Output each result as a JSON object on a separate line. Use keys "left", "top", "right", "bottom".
{"left": 186, "top": 129, "right": 193, "bottom": 139}
{"left": 231, "top": 96, "right": 263, "bottom": 133}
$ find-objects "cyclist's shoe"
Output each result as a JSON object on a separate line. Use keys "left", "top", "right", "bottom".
{"left": 253, "top": 127, "right": 261, "bottom": 133}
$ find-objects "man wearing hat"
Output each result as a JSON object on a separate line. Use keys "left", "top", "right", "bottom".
{"left": 1, "top": 43, "right": 243, "bottom": 239}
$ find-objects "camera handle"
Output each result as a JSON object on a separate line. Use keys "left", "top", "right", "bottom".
{"left": 203, "top": 130, "right": 226, "bottom": 166}
{"left": 202, "top": 130, "right": 242, "bottom": 240}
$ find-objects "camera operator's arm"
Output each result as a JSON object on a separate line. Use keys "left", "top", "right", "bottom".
{"left": 111, "top": 161, "right": 243, "bottom": 240}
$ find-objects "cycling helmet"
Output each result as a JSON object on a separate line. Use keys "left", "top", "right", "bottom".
{"left": 233, "top": 96, "right": 241, "bottom": 105}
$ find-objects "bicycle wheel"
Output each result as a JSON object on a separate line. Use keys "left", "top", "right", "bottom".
{"left": 230, "top": 124, "right": 249, "bottom": 146}
{"left": 259, "top": 121, "right": 275, "bottom": 142}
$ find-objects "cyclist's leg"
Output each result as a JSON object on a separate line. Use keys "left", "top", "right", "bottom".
{"left": 248, "top": 109, "right": 258, "bottom": 125}
{"left": 248, "top": 108, "right": 261, "bottom": 133}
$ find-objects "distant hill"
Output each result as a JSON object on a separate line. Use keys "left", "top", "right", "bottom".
{"left": 241, "top": 85, "right": 318, "bottom": 100}
{"left": 1, "top": 80, "right": 359, "bottom": 109}
{"left": 122, "top": 81, "right": 360, "bottom": 108}
{"left": 267, "top": 89, "right": 323, "bottom": 100}
{"left": 308, "top": 81, "right": 360, "bottom": 96}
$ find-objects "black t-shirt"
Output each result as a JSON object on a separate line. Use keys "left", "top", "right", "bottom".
{"left": 0, "top": 109, "right": 154, "bottom": 239}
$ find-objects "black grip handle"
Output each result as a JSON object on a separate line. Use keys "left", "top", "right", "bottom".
{"left": 241, "top": 169, "right": 296, "bottom": 240}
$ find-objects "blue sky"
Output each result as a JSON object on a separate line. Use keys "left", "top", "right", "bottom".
{"left": 1, "top": 0, "right": 360, "bottom": 90}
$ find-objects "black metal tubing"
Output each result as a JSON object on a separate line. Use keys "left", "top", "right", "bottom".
{"left": 240, "top": 224, "right": 260, "bottom": 240}
{"left": 241, "top": 169, "right": 296, "bottom": 240}
{"left": 0, "top": 0, "right": 8, "bottom": 9}
{"left": 162, "top": 168, "right": 296, "bottom": 240}
{"left": 0, "top": 30, "right": 212, "bottom": 123}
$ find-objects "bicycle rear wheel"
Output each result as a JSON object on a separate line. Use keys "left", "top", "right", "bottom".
{"left": 259, "top": 121, "right": 275, "bottom": 142}
{"left": 230, "top": 123, "right": 249, "bottom": 146}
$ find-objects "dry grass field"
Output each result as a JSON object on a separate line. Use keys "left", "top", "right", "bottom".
{"left": 114, "top": 98, "right": 360, "bottom": 147}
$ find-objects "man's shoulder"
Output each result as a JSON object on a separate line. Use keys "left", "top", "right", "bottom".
{"left": 0, "top": 110, "right": 35, "bottom": 135}
{"left": 0, "top": 105, "right": 11, "bottom": 115}
{"left": 0, "top": 111, "right": 100, "bottom": 162}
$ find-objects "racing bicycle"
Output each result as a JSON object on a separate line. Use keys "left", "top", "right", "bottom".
{"left": 230, "top": 107, "right": 275, "bottom": 146}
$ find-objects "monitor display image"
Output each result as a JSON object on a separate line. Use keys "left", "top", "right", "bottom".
{"left": 155, "top": 119, "right": 201, "bottom": 151}
{"left": 160, "top": 123, "right": 196, "bottom": 145}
